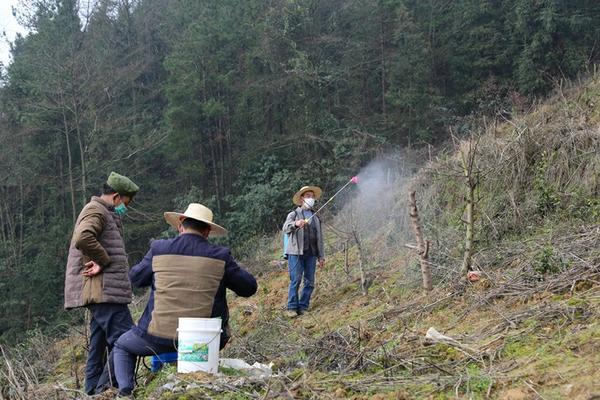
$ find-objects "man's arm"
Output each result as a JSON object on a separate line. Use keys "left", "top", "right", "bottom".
{"left": 74, "top": 211, "right": 111, "bottom": 268}
{"left": 282, "top": 211, "right": 299, "bottom": 234}
{"left": 222, "top": 251, "right": 257, "bottom": 297}
{"left": 129, "top": 247, "right": 154, "bottom": 288}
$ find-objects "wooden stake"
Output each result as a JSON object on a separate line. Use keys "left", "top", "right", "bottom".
{"left": 353, "top": 230, "right": 369, "bottom": 296}
{"left": 408, "top": 191, "right": 433, "bottom": 291}
{"left": 459, "top": 136, "right": 479, "bottom": 274}
{"left": 344, "top": 240, "right": 350, "bottom": 280}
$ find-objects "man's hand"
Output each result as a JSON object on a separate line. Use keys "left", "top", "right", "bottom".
{"left": 295, "top": 219, "right": 306, "bottom": 228}
{"left": 82, "top": 260, "right": 102, "bottom": 277}
{"left": 318, "top": 258, "right": 325, "bottom": 268}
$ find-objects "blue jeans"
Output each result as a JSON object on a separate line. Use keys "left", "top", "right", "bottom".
{"left": 287, "top": 255, "right": 317, "bottom": 311}
{"left": 84, "top": 303, "right": 133, "bottom": 395}
{"left": 114, "top": 330, "right": 176, "bottom": 395}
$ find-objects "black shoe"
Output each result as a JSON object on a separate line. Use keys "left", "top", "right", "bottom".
{"left": 117, "top": 389, "right": 134, "bottom": 399}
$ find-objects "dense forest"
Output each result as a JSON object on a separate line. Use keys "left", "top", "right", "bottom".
{"left": 0, "top": 0, "right": 599, "bottom": 340}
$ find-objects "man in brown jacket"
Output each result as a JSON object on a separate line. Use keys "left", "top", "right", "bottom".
{"left": 64, "top": 172, "right": 139, "bottom": 395}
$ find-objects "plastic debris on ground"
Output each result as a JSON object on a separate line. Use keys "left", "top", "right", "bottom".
{"left": 219, "top": 358, "right": 274, "bottom": 378}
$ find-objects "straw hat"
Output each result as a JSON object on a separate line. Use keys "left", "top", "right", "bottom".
{"left": 164, "top": 203, "right": 227, "bottom": 236}
{"left": 292, "top": 186, "right": 322, "bottom": 206}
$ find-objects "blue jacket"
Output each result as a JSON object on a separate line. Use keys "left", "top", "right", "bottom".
{"left": 130, "top": 233, "right": 257, "bottom": 347}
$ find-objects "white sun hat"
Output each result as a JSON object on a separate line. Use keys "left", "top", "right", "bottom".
{"left": 164, "top": 203, "right": 227, "bottom": 236}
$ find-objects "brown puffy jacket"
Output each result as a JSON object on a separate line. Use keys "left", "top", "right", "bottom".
{"left": 64, "top": 196, "right": 132, "bottom": 309}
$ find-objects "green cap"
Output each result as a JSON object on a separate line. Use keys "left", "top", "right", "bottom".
{"left": 106, "top": 172, "right": 139, "bottom": 197}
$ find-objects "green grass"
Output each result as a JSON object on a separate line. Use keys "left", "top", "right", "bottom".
{"left": 135, "top": 364, "right": 177, "bottom": 399}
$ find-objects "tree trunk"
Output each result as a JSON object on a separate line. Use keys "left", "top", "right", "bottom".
{"left": 0, "top": 184, "right": 18, "bottom": 262}
{"left": 344, "top": 240, "right": 350, "bottom": 281}
{"left": 226, "top": 124, "right": 232, "bottom": 190}
{"left": 73, "top": 108, "right": 87, "bottom": 207}
{"left": 461, "top": 177, "right": 475, "bottom": 273}
{"left": 352, "top": 230, "right": 369, "bottom": 296}
{"left": 18, "top": 174, "right": 24, "bottom": 266}
{"left": 0, "top": 189, "right": 6, "bottom": 243}
{"left": 58, "top": 146, "right": 67, "bottom": 219}
{"left": 459, "top": 136, "right": 478, "bottom": 274}
{"left": 380, "top": 9, "right": 387, "bottom": 117}
{"left": 409, "top": 191, "right": 433, "bottom": 291}
{"left": 3, "top": 197, "right": 18, "bottom": 262}
{"left": 209, "top": 139, "right": 221, "bottom": 213}
{"left": 61, "top": 103, "right": 77, "bottom": 223}
{"left": 218, "top": 114, "right": 225, "bottom": 193}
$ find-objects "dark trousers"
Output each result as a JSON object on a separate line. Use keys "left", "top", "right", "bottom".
{"left": 114, "top": 330, "right": 176, "bottom": 395}
{"left": 85, "top": 303, "right": 133, "bottom": 395}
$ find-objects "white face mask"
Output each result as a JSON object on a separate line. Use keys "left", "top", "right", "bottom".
{"left": 303, "top": 197, "right": 315, "bottom": 208}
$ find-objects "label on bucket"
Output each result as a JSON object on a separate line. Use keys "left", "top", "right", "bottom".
{"left": 179, "top": 342, "right": 209, "bottom": 362}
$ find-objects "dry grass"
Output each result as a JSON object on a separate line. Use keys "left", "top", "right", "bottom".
{"left": 4, "top": 76, "right": 600, "bottom": 399}
{"left": 215, "top": 74, "right": 600, "bottom": 399}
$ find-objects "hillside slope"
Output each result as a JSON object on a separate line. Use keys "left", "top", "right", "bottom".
{"left": 3, "top": 76, "right": 600, "bottom": 400}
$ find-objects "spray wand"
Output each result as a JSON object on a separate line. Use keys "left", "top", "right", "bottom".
{"left": 304, "top": 176, "right": 359, "bottom": 223}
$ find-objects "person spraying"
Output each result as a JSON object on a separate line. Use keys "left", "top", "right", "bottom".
{"left": 282, "top": 186, "right": 325, "bottom": 317}
{"left": 282, "top": 178, "right": 359, "bottom": 317}
{"left": 281, "top": 176, "right": 360, "bottom": 258}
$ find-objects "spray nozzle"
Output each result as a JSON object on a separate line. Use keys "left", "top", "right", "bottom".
{"left": 351, "top": 176, "right": 359, "bottom": 184}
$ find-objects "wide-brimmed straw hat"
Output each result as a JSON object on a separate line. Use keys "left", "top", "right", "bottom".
{"left": 164, "top": 203, "right": 227, "bottom": 236}
{"left": 293, "top": 186, "right": 322, "bottom": 206}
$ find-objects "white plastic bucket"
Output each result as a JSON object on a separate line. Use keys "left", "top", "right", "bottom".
{"left": 176, "top": 317, "right": 222, "bottom": 374}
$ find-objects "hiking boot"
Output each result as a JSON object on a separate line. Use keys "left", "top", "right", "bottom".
{"left": 297, "top": 309, "right": 308, "bottom": 316}
{"left": 284, "top": 310, "right": 298, "bottom": 318}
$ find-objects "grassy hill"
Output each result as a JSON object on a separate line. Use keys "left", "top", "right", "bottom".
{"left": 2, "top": 74, "right": 600, "bottom": 399}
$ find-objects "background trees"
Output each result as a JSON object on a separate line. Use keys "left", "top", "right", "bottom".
{"left": 0, "top": 0, "right": 598, "bottom": 340}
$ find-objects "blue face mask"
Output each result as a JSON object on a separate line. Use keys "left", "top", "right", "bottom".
{"left": 114, "top": 203, "right": 127, "bottom": 216}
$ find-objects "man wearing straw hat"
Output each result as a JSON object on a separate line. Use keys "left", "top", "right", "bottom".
{"left": 112, "top": 203, "right": 257, "bottom": 397}
{"left": 283, "top": 186, "right": 326, "bottom": 317}
{"left": 64, "top": 171, "right": 139, "bottom": 395}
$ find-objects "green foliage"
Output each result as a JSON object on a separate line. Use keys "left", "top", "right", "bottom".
{"left": 502, "top": 337, "right": 537, "bottom": 359}
{"left": 512, "top": 0, "right": 600, "bottom": 95}
{"left": 135, "top": 363, "right": 177, "bottom": 399}
{"left": 464, "top": 364, "right": 492, "bottom": 396}
{"left": 566, "top": 190, "right": 600, "bottom": 222}
{"left": 533, "top": 246, "right": 569, "bottom": 275}
{"left": 224, "top": 156, "right": 301, "bottom": 248}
